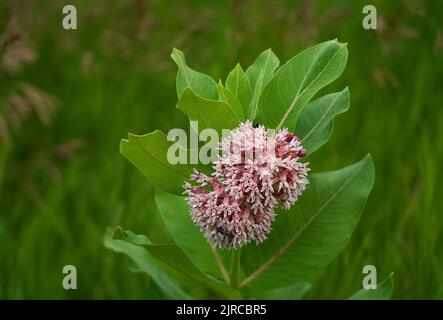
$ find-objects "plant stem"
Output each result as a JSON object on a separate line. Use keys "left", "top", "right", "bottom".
{"left": 211, "top": 246, "right": 230, "bottom": 284}
{"left": 230, "top": 248, "right": 241, "bottom": 289}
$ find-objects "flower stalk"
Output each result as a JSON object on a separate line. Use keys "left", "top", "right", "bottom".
{"left": 230, "top": 248, "right": 242, "bottom": 289}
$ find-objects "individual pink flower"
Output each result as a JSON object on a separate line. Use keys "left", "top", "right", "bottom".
{"left": 184, "top": 121, "right": 309, "bottom": 248}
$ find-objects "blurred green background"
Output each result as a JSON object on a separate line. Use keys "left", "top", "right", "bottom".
{"left": 1, "top": 0, "right": 442, "bottom": 299}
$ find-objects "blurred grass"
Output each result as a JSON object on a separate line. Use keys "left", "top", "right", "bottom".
{"left": 0, "top": 0, "right": 442, "bottom": 299}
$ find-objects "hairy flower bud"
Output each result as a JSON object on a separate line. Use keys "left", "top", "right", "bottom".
{"left": 184, "top": 121, "right": 309, "bottom": 248}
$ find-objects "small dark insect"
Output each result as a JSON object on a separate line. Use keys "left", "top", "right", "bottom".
{"left": 217, "top": 227, "right": 232, "bottom": 237}
{"left": 298, "top": 148, "right": 308, "bottom": 157}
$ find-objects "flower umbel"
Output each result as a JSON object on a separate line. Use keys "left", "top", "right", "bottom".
{"left": 184, "top": 121, "right": 310, "bottom": 249}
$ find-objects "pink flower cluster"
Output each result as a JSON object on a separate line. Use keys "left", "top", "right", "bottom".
{"left": 184, "top": 121, "right": 309, "bottom": 249}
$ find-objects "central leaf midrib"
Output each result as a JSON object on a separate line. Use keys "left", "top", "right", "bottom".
{"left": 251, "top": 51, "right": 274, "bottom": 119}
{"left": 276, "top": 45, "right": 341, "bottom": 130}
{"left": 234, "top": 69, "right": 240, "bottom": 96}
{"left": 301, "top": 92, "right": 342, "bottom": 142}
{"left": 251, "top": 70, "right": 264, "bottom": 119}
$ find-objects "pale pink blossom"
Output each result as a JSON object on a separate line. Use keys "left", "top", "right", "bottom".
{"left": 184, "top": 121, "right": 309, "bottom": 248}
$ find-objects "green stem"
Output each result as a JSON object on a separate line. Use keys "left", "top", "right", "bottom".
{"left": 230, "top": 248, "right": 241, "bottom": 289}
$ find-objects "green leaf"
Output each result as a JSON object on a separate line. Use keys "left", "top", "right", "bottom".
{"left": 103, "top": 228, "right": 192, "bottom": 300}
{"left": 115, "top": 227, "right": 152, "bottom": 245}
{"left": 256, "top": 281, "right": 311, "bottom": 300}
{"left": 217, "top": 81, "right": 246, "bottom": 121}
{"left": 246, "top": 49, "right": 280, "bottom": 120}
{"left": 171, "top": 48, "right": 218, "bottom": 100}
{"left": 155, "top": 188, "right": 230, "bottom": 280}
{"left": 349, "top": 273, "right": 394, "bottom": 300}
{"left": 120, "top": 130, "right": 193, "bottom": 195}
{"left": 225, "top": 63, "right": 252, "bottom": 116}
{"left": 295, "top": 87, "right": 350, "bottom": 155}
{"left": 257, "top": 39, "right": 348, "bottom": 131}
{"left": 140, "top": 244, "right": 241, "bottom": 299}
{"left": 241, "top": 154, "right": 375, "bottom": 290}
{"left": 0, "top": 0, "right": 11, "bottom": 35}
{"left": 177, "top": 88, "right": 241, "bottom": 133}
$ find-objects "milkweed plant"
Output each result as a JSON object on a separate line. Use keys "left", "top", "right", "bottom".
{"left": 104, "top": 39, "right": 385, "bottom": 299}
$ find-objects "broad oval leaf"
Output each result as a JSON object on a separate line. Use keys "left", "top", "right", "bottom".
{"left": 349, "top": 273, "right": 394, "bottom": 300}
{"left": 241, "top": 154, "right": 375, "bottom": 290}
{"left": 103, "top": 228, "right": 192, "bottom": 299}
{"left": 257, "top": 39, "right": 348, "bottom": 131}
{"left": 246, "top": 49, "right": 280, "bottom": 120}
{"left": 171, "top": 48, "right": 218, "bottom": 100}
{"left": 225, "top": 63, "right": 252, "bottom": 116}
{"left": 295, "top": 87, "right": 350, "bottom": 155}
{"left": 217, "top": 82, "right": 246, "bottom": 121}
{"left": 177, "top": 88, "right": 241, "bottom": 133}
{"left": 120, "top": 130, "right": 194, "bottom": 195}
{"left": 155, "top": 188, "right": 231, "bottom": 281}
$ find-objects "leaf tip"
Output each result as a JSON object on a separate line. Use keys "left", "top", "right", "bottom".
{"left": 342, "top": 86, "right": 350, "bottom": 99}
{"left": 267, "top": 48, "right": 279, "bottom": 62}
{"left": 119, "top": 136, "right": 132, "bottom": 154}
{"left": 332, "top": 38, "right": 348, "bottom": 48}
{"left": 171, "top": 47, "right": 184, "bottom": 63}
{"left": 126, "top": 132, "right": 138, "bottom": 139}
